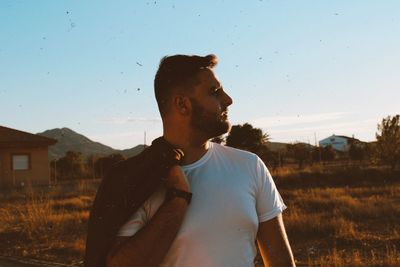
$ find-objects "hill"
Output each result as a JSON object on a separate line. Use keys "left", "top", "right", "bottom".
{"left": 37, "top": 128, "right": 145, "bottom": 160}
{"left": 37, "top": 128, "right": 315, "bottom": 160}
{"left": 119, "top": 145, "right": 147, "bottom": 158}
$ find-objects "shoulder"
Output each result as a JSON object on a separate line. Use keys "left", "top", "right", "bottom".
{"left": 211, "top": 142, "right": 259, "bottom": 163}
{"left": 210, "top": 143, "right": 263, "bottom": 176}
{"left": 211, "top": 143, "right": 271, "bottom": 188}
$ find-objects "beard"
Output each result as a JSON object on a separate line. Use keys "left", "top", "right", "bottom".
{"left": 190, "top": 98, "right": 231, "bottom": 140}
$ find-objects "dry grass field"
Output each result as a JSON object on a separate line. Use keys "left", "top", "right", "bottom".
{"left": 273, "top": 166, "right": 400, "bottom": 267}
{"left": 0, "top": 165, "right": 399, "bottom": 266}
{"left": 0, "top": 181, "right": 94, "bottom": 265}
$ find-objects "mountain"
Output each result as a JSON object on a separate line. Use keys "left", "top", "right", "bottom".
{"left": 37, "top": 128, "right": 145, "bottom": 160}
{"left": 37, "top": 127, "right": 311, "bottom": 160}
{"left": 120, "top": 145, "right": 147, "bottom": 158}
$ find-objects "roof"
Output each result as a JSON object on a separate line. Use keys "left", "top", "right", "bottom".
{"left": 0, "top": 126, "right": 57, "bottom": 148}
{"left": 320, "top": 134, "right": 361, "bottom": 143}
{"left": 335, "top": 135, "right": 360, "bottom": 142}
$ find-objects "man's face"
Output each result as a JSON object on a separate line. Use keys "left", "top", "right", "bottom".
{"left": 189, "top": 68, "right": 233, "bottom": 139}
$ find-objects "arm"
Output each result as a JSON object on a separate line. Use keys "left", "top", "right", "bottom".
{"left": 106, "top": 165, "right": 190, "bottom": 267}
{"left": 256, "top": 214, "right": 296, "bottom": 267}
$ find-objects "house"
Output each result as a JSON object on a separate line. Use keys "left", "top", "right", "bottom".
{"left": 0, "top": 126, "right": 57, "bottom": 188}
{"left": 318, "top": 134, "right": 360, "bottom": 152}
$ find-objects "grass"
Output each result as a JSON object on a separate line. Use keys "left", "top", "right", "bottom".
{"left": 0, "top": 167, "right": 399, "bottom": 266}
{"left": 0, "top": 180, "right": 96, "bottom": 265}
{"left": 272, "top": 165, "right": 400, "bottom": 267}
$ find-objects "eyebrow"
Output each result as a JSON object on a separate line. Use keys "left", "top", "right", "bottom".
{"left": 211, "top": 85, "right": 222, "bottom": 91}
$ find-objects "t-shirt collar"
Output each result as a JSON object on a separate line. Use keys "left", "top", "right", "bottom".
{"left": 181, "top": 142, "right": 214, "bottom": 170}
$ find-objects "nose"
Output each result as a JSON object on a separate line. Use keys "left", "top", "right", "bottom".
{"left": 222, "top": 91, "right": 233, "bottom": 107}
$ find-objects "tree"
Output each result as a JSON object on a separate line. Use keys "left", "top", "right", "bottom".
{"left": 311, "top": 146, "right": 322, "bottom": 164}
{"left": 286, "top": 142, "right": 311, "bottom": 168}
{"left": 258, "top": 147, "right": 282, "bottom": 170}
{"left": 348, "top": 143, "right": 366, "bottom": 162}
{"left": 321, "top": 145, "right": 335, "bottom": 162}
{"left": 225, "top": 123, "right": 269, "bottom": 154}
{"left": 87, "top": 154, "right": 101, "bottom": 179}
{"left": 376, "top": 115, "right": 400, "bottom": 169}
{"left": 56, "top": 151, "right": 86, "bottom": 180}
{"left": 363, "top": 142, "right": 376, "bottom": 162}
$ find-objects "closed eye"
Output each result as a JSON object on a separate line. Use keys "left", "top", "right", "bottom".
{"left": 211, "top": 87, "right": 223, "bottom": 96}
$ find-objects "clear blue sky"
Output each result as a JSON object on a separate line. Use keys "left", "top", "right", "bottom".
{"left": 1, "top": 1, "right": 399, "bottom": 149}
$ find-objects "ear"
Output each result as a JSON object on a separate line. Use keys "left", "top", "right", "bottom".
{"left": 173, "top": 95, "right": 191, "bottom": 115}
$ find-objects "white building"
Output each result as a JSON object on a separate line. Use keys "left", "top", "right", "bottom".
{"left": 319, "top": 135, "right": 359, "bottom": 152}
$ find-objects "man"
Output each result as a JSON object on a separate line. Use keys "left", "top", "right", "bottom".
{"left": 101, "top": 54, "right": 295, "bottom": 266}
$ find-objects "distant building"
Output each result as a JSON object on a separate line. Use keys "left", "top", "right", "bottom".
{"left": 0, "top": 126, "right": 57, "bottom": 188}
{"left": 319, "top": 134, "right": 360, "bottom": 152}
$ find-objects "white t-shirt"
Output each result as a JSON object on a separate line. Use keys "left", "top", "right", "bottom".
{"left": 118, "top": 142, "right": 286, "bottom": 267}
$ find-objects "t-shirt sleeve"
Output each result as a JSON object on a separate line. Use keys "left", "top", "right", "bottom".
{"left": 117, "top": 188, "right": 166, "bottom": 237}
{"left": 254, "top": 156, "right": 287, "bottom": 222}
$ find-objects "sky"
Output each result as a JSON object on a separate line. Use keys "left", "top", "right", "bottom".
{"left": 1, "top": 1, "right": 399, "bottom": 149}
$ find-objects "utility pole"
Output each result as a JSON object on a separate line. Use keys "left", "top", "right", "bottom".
{"left": 314, "top": 132, "right": 318, "bottom": 147}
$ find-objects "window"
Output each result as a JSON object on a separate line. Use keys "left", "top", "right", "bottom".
{"left": 12, "top": 154, "right": 30, "bottom": 170}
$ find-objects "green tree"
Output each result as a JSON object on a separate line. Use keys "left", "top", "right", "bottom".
{"left": 311, "top": 146, "right": 322, "bottom": 163}
{"left": 376, "top": 115, "right": 400, "bottom": 169}
{"left": 86, "top": 154, "right": 101, "bottom": 179}
{"left": 321, "top": 145, "right": 335, "bottom": 162}
{"left": 363, "top": 142, "right": 376, "bottom": 162}
{"left": 56, "top": 151, "right": 86, "bottom": 180}
{"left": 348, "top": 143, "right": 365, "bottom": 162}
{"left": 225, "top": 123, "right": 269, "bottom": 154}
{"left": 286, "top": 142, "right": 311, "bottom": 168}
{"left": 258, "top": 147, "right": 282, "bottom": 170}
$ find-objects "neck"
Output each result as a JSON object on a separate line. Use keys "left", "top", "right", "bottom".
{"left": 163, "top": 128, "right": 210, "bottom": 165}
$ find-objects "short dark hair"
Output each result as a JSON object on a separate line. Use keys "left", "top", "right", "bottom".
{"left": 154, "top": 54, "right": 218, "bottom": 116}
